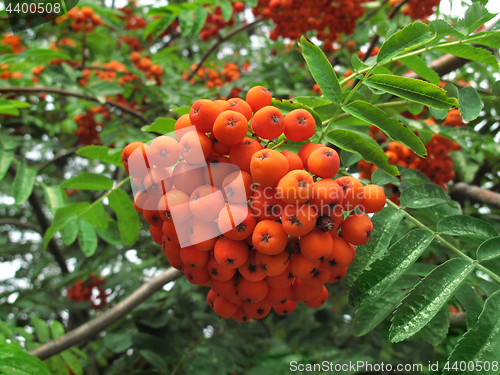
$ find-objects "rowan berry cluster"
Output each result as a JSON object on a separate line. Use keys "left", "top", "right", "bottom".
{"left": 121, "top": 86, "right": 385, "bottom": 321}
{"left": 49, "top": 37, "right": 77, "bottom": 52}
{"left": 130, "top": 52, "right": 164, "bottom": 85}
{"left": 183, "top": 61, "right": 245, "bottom": 89}
{"left": 119, "top": 2, "right": 148, "bottom": 30}
{"left": 399, "top": 0, "right": 441, "bottom": 20}
{"left": 74, "top": 110, "right": 104, "bottom": 145}
{"left": 31, "top": 65, "right": 44, "bottom": 84}
{"left": 358, "top": 110, "right": 463, "bottom": 189}
{"left": 62, "top": 7, "right": 104, "bottom": 32}
{"left": 252, "top": 0, "right": 369, "bottom": 43}
{"left": 118, "top": 35, "right": 144, "bottom": 52}
{"left": 67, "top": 274, "right": 107, "bottom": 310}
{"left": 200, "top": 2, "right": 245, "bottom": 41}
{"left": 0, "top": 64, "right": 22, "bottom": 80}
{"left": 1, "top": 33, "right": 26, "bottom": 54}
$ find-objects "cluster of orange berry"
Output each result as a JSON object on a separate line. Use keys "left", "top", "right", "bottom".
{"left": 121, "top": 86, "right": 386, "bottom": 321}
{"left": 31, "top": 65, "right": 44, "bottom": 84}
{"left": 1, "top": 33, "right": 26, "bottom": 54}
{"left": 67, "top": 274, "right": 107, "bottom": 310}
{"left": 118, "top": 35, "right": 144, "bottom": 52}
{"left": 252, "top": 0, "right": 369, "bottom": 43}
{"left": 49, "top": 37, "right": 77, "bottom": 51}
{"left": 358, "top": 109, "right": 464, "bottom": 189}
{"left": 0, "top": 64, "right": 22, "bottom": 80}
{"left": 200, "top": 2, "right": 245, "bottom": 41}
{"left": 392, "top": 0, "right": 441, "bottom": 20}
{"left": 130, "top": 52, "right": 163, "bottom": 85}
{"left": 184, "top": 61, "right": 246, "bottom": 89}
{"left": 61, "top": 6, "right": 104, "bottom": 32}
{"left": 74, "top": 110, "right": 104, "bottom": 145}
{"left": 119, "top": 2, "right": 148, "bottom": 30}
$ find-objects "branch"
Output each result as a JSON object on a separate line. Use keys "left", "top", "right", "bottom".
{"left": 29, "top": 267, "right": 182, "bottom": 360}
{"left": 450, "top": 312, "right": 467, "bottom": 327}
{"left": 186, "top": 16, "right": 264, "bottom": 81}
{"left": 362, "top": 0, "right": 410, "bottom": 62}
{"left": 0, "top": 219, "right": 42, "bottom": 234}
{"left": 0, "top": 87, "right": 148, "bottom": 124}
{"left": 8, "top": 165, "right": 70, "bottom": 274}
{"left": 37, "top": 146, "right": 82, "bottom": 172}
{"left": 449, "top": 182, "right": 500, "bottom": 210}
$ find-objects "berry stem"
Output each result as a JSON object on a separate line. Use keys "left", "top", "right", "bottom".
{"left": 270, "top": 138, "right": 287, "bottom": 150}
{"left": 318, "top": 65, "right": 378, "bottom": 143}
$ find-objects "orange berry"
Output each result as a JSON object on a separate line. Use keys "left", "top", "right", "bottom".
{"left": 284, "top": 109, "right": 316, "bottom": 142}
{"left": 251, "top": 106, "right": 285, "bottom": 140}
{"left": 359, "top": 184, "right": 386, "bottom": 213}
{"left": 252, "top": 220, "right": 288, "bottom": 255}
{"left": 246, "top": 86, "right": 272, "bottom": 113}
{"left": 307, "top": 147, "right": 340, "bottom": 178}
{"left": 341, "top": 213, "right": 373, "bottom": 246}
{"left": 189, "top": 99, "right": 222, "bottom": 133}
{"left": 213, "top": 110, "right": 248, "bottom": 145}
{"left": 276, "top": 170, "right": 314, "bottom": 204}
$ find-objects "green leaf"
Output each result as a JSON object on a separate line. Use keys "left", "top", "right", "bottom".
{"left": 144, "top": 13, "right": 177, "bottom": 40}
{"left": 12, "top": 160, "right": 37, "bottom": 204}
{"left": 326, "top": 129, "right": 400, "bottom": 176}
{"left": 171, "top": 106, "right": 190, "bottom": 116}
{"left": 25, "top": 49, "right": 71, "bottom": 62}
{"left": 351, "top": 54, "right": 365, "bottom": 70}
{"left": 457, "top": 2, "right": 496, "bottom": 34}
{"left": 477, "top": 237, "right": 500, "bottom": 261}
{"left": 140, "top": 350, "right": 169, "bottom": 375}
{"left": 193, "top": 6, "right": 209, "bottom": 35}
{"left": 370, "top": 169, "right": 399, "bottom": 185}
{"left": 78, "top": 219, "right": 98, "bottom": 257}
{"left": 44, "top": 353, "right": 70, "bottom": 375}
{"left": 437, "top": 215, "right": 498, "bottom": 239}
{"left": 76, "top": 145, "right": 124, "bottom": 169}
{"left": 446, "top": 290, "right": 500, "bottom": 375}
{"left": 0, "top": 104, "right": 19, "bottom": 116}
{"left": 443, "top": 82, "right": 459, "bottom": 98}
{"left": 50, "top": 321, "right": 65, "bottom": 340}
{"left": 349, "top": 229, "right": 435, "bottom": 308}
{"left": 429, "top": 19, "right": 465, "bottom": 39}
{"left": 434, "top": 44, "right": 499, "bottom": 70}
{"left": 31, "top": 317, "right": 50, "bottom": 343}
{"left": 104, "top": 333, "right": 133, "bottom": 353}
{"left": 340, "top": 150, "right": 362, "bottom": 167}
{"left": 343, "top": 101, "right": 427, "bottom": 157}
{"left": 89, "top": 81, "right": 124, "bottom": 96}
{"left": 364, "top": 75, "right": 459, "bottom": 110}
{"left": 377, "top": 22, "right": 433, "bottom": 63}
{"left": 455, "top": 284, "right": 484, "bottom": 330}
{"left": 179, "top": 9, "right": 195, "bottom": 37}
{"left": 468, "top": 31, "right": 500, "bottom": 49}
{"left": 390, "top": 258, "right": 477, "bottom": 342}
{"left": 107, "top": 189, "right": 140, "bottom": 246}
{"left": 353, "top": 289, "right": 406, "bottom": 336}
{"left": 83, "top": 202, "right": 111, "bottom": 231}
{"left": 492, "top": 81, "right": 500, "bottom": 97}
{"left": 298, "top": 36, "right": 342, "bottom": 105}
{"left": 60, "top": 350, "right": 83, "bottom": 375}
{"left": 219, "top": 0, "right": 232, "bottom": 22}
{"left": 141, "top": 117, "right": 176, "bottom": 134}
{"left": 421, "top": 306, "right": 450, "bottom": 346}
{"left": 60, "top": 172, "right": 114, "bottom": 191}
{"left": 42, "top": 185, "right": 65, "bottom": 216}
{"left": 458, "top": 86, "right": 482, "bottom": 121}
{"left": 44, "top": 203, "right": 90, "bottom": 249}
{"left": 96, "top": 220, "right": 123, "bottom": 245}
{"left": 272, "top": 98, "right": 323, "bottom": 131}
{"left": 0, "top": 341, "right": 52, "bottom": 375}
{"left": 397, "top": 165, "right": 431, "bottom": 183}
{"left": 60, "top": 220, "right": 79, "bottom": 246}
{"left": 400, "top": 183, "right": 450, "bottom": 208}
{"left": 399, "top": 55, "right": 440, "bottom": 85}
{"left": 0, "top": 148, "right": 14, "bottom": 181}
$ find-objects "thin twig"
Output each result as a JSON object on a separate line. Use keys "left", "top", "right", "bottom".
{"left": 0, "top": 219, "right": 42, "bottom": 234}
{"left": 37, "top": 146, "right": 82, "bottom": 172}
{"left": 29, "top": 267, "right": 182, "bottom": 360}
{"left": 0, "top": 87, "right": 148, "bottom": 124}
{"left": 186, "top": 17, "right": 264, "bottom": 81}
